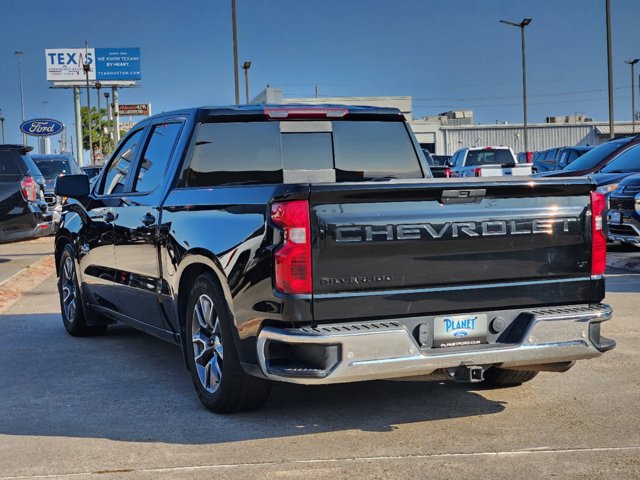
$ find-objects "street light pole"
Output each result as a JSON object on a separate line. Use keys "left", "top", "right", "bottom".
{"left": 625, "top": 59, "right": 639, "bottom": 134}
{"left": 242, "top": 61, "right": 251, "bottom": 104}
{"left": 606, "top": 0, "right": 615, "bottom": 140}
{"left": 95, "top": 81, "right": 103, "bottom": 159}
{"left": 15, "top": 50, "right": 26, "bottom": 145}
{"left": 500, "top": 18, "right": 532, "bottom": 154}
{"left": 104, "top": 91, "right": 112, "bottom": 151}
{"left": 231, "top": 0, "right": 240, "bottom": 104}
{"left": 0, "top": 111, "right": 5, "bottom": 143}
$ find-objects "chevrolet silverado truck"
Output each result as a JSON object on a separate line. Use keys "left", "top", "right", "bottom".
{"left": 53, "top": 105, "right": 615, "bottom": 413}
{"left": 449, "top": 146, "right": 532, "bottom": 177}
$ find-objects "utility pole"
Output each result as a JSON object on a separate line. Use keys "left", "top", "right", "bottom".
{"left": 42, "top": 101, "right": 48, "bottom": 116}
{"left": 624, "top": 59, "right": 639, "bottom": 134}
{"left": 15, "top": 50, "right": 26, "bottom": 145}
{"left": 242, "top": 61, "right": 251, "bottom": 104}
{"left": 231, "top": 0, "right": 240, "bottom": 104}
{"left": 606, "top": 0, "right": 615, "bottom": 139}
{"left": 73, "top": 87, "right": 83, "bottom": 165}
{"left": 500, "top": 18, "right": 532, "bottom": 153}
{"left": 83, "top": 41, "right": 95, "bottom": 165}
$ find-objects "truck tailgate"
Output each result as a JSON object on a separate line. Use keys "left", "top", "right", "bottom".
{"left": 310, "top": 178, "right": 595, "bottom": 321}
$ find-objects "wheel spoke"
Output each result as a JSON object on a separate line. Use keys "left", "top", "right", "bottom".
{"left": 192, "top": 330, "right": 212, "bottom": 365}
{"left": 67, "top": 299, "right": 76, "bottom": 320}
{"left": 194, "top": 303, "right": 207, "bottom": 330}
{"left": 214, "top": 336, "right": 223, "bottom": 361}
{"left": 62, "top": 286, "right": 72, "bottom": 304}
{"left": 207, "top": 356, "right": 221, "bottom": 387}
{"left": 199, "top": 296, "right": 213, "bottom": 329}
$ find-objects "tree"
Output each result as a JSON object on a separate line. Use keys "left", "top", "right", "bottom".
{"left": 80, "top": 106, "right": 113, "bottom": 156}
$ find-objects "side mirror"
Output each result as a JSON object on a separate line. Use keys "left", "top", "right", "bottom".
{"left": 55, "top": 174, "right": 90, "bottom": 199}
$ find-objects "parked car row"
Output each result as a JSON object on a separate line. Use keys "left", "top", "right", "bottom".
{"left": 532, "top": 146, "right": 593, "bottom": 173}
{"left": 428, "top": 135, "right": 640, "bottom": 247}
{"left": 0, "top": 145, "right": 104, "bottom": 244}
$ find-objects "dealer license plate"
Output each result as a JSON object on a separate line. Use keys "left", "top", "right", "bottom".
{"left": 609, "top": 211, "right": 622, "bottom": 225}
{"left": 433, "top": 314, "right": 488, "bottom": 348}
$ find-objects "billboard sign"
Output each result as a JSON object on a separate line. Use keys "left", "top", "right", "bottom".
{"left": 20, "top": 118, "right": 65, "bottom": 137}
{"left": 95, "top": 48, "right": 141, "bottom": 80}
{"left": 46, "top": 47, "right": 141, "bottom": 82}
{"left": 45, "top": 49, "right": 94, "bottom": 81}
{"left": 119, "top": 104, "right": 151, "bottom": 116}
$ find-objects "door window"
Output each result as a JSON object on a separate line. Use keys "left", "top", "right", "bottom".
{"left": 134, "top": 123, "right": 183, "bottom": 193}
{"left": 100, "top": 129, "right": 145, "bottom": 195}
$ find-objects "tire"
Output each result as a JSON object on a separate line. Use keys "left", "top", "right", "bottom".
{"left": 184, "top": 272, "right": 271, "bottom": 413}
{"left": 57, "top": 244, "right": 107, "bottom": 336}
{"left": 483, "top": 368, "right": 538, "bottom": 387}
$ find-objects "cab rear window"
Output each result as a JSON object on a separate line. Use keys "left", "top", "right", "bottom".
{"left": 181, "top": 120, "right": 424, "bottom": 187}
{"left": 466, "top": 149, "right": 516, "bottom": 167}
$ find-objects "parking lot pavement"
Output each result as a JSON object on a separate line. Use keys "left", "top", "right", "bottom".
{"left": 607, "top": 243, "right": 640, "bottom": 273}
{"left": 0, "top": 236, "right": 54, "bottom": 285}
{"left": 0, "top": 260, "right": 638, "bottom": 479}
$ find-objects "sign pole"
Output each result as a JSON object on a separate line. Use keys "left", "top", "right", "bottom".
{"left": 112, "top": 86, "right": 120, "bottom": 144}
{"left": 73, "top": 87, "right": 84, "bottom": 166}
{"left": 84, "top": 42, "right": 95, "bottom": 165}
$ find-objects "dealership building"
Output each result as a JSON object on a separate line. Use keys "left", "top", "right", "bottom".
{"left": 252, "top": 86, "right": 637, "bottom": 155}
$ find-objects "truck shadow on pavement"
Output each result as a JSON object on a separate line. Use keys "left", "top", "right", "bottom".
{"left": 0, "top": 314, "right": 506, "bottom": 445}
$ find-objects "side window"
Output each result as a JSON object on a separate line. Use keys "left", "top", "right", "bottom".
{"left": 558, "top": 151, "right": 568, "bottom": 168}
{"left": 99, "top": 129, "right": 145, "bottom": 195}
{"left": 183, "top": 122, "right": 281, "bottom": 187}
{"left": 134, "top": 123, "right": 183, "bottom": 193}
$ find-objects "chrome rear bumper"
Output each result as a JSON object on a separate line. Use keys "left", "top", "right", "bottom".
{"left": 256, "top": 304, "right": 613, "bottom": 385}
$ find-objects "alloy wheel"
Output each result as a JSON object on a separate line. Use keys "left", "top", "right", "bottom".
{"left": 191, "top": 294, "right": 224, "bottom": 393}
{"left": 61, "top": 256, "right": 77, "bottom": 322}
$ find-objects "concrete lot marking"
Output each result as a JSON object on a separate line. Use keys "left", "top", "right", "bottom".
{"left": 0, "top": 446, "right": 639, "bottom": 479}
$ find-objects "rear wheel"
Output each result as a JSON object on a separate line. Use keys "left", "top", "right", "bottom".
{"left": 57, "top": 244, "right": 107, "bottom": 336}
{"left": 483, "top": 368, "right": 538, "bottom": 387}
{"left": 185, "top": 272, "right": 271, "bottom": 413}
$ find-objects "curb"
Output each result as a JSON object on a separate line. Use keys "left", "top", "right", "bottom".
{"left": 0, "top": 255, "right": 56, "bottom": 313}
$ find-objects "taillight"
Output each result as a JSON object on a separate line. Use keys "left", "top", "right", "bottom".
{"left": 474, "top": 167, "right": 482, "bottom": 177}
{"left": 271, "top": 200, "right": 312, "bottom": 294}
{"left": 526, "top": 151, "right": 533, "bottom": 163}
{"left": 445, "top": 167, "right": 451, "bottom": 178}
{"left": 20, "top": 176, "right": 38, "bottom": 202}
{"left": 590, "top": 191, "right": 607, "bottom": 276}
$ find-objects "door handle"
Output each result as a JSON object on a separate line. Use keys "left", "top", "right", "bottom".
{"left": 141, "top": 213, "right": 156, "bottom": 226}
{"left": 104, "top": 211, "right": 115, "bottom": 223}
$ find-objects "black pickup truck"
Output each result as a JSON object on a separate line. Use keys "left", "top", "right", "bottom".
{"left": 54, "top": 105, "right": 614, "bottom": 413}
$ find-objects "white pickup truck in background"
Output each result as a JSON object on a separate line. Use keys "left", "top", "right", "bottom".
{"left": 449, "top": 146, "right": 533, "bottom": 177}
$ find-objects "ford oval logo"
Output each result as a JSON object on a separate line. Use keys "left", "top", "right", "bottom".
{"left": 453, "top": 331, "right": 468, "bottom": 337}
{"left": 20, "top": 118, "right": 64, "bottom": 137}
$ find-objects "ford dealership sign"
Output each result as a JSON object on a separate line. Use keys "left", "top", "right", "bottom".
{"left": 20, "top": 119, "right": 64, "bottom": 137}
